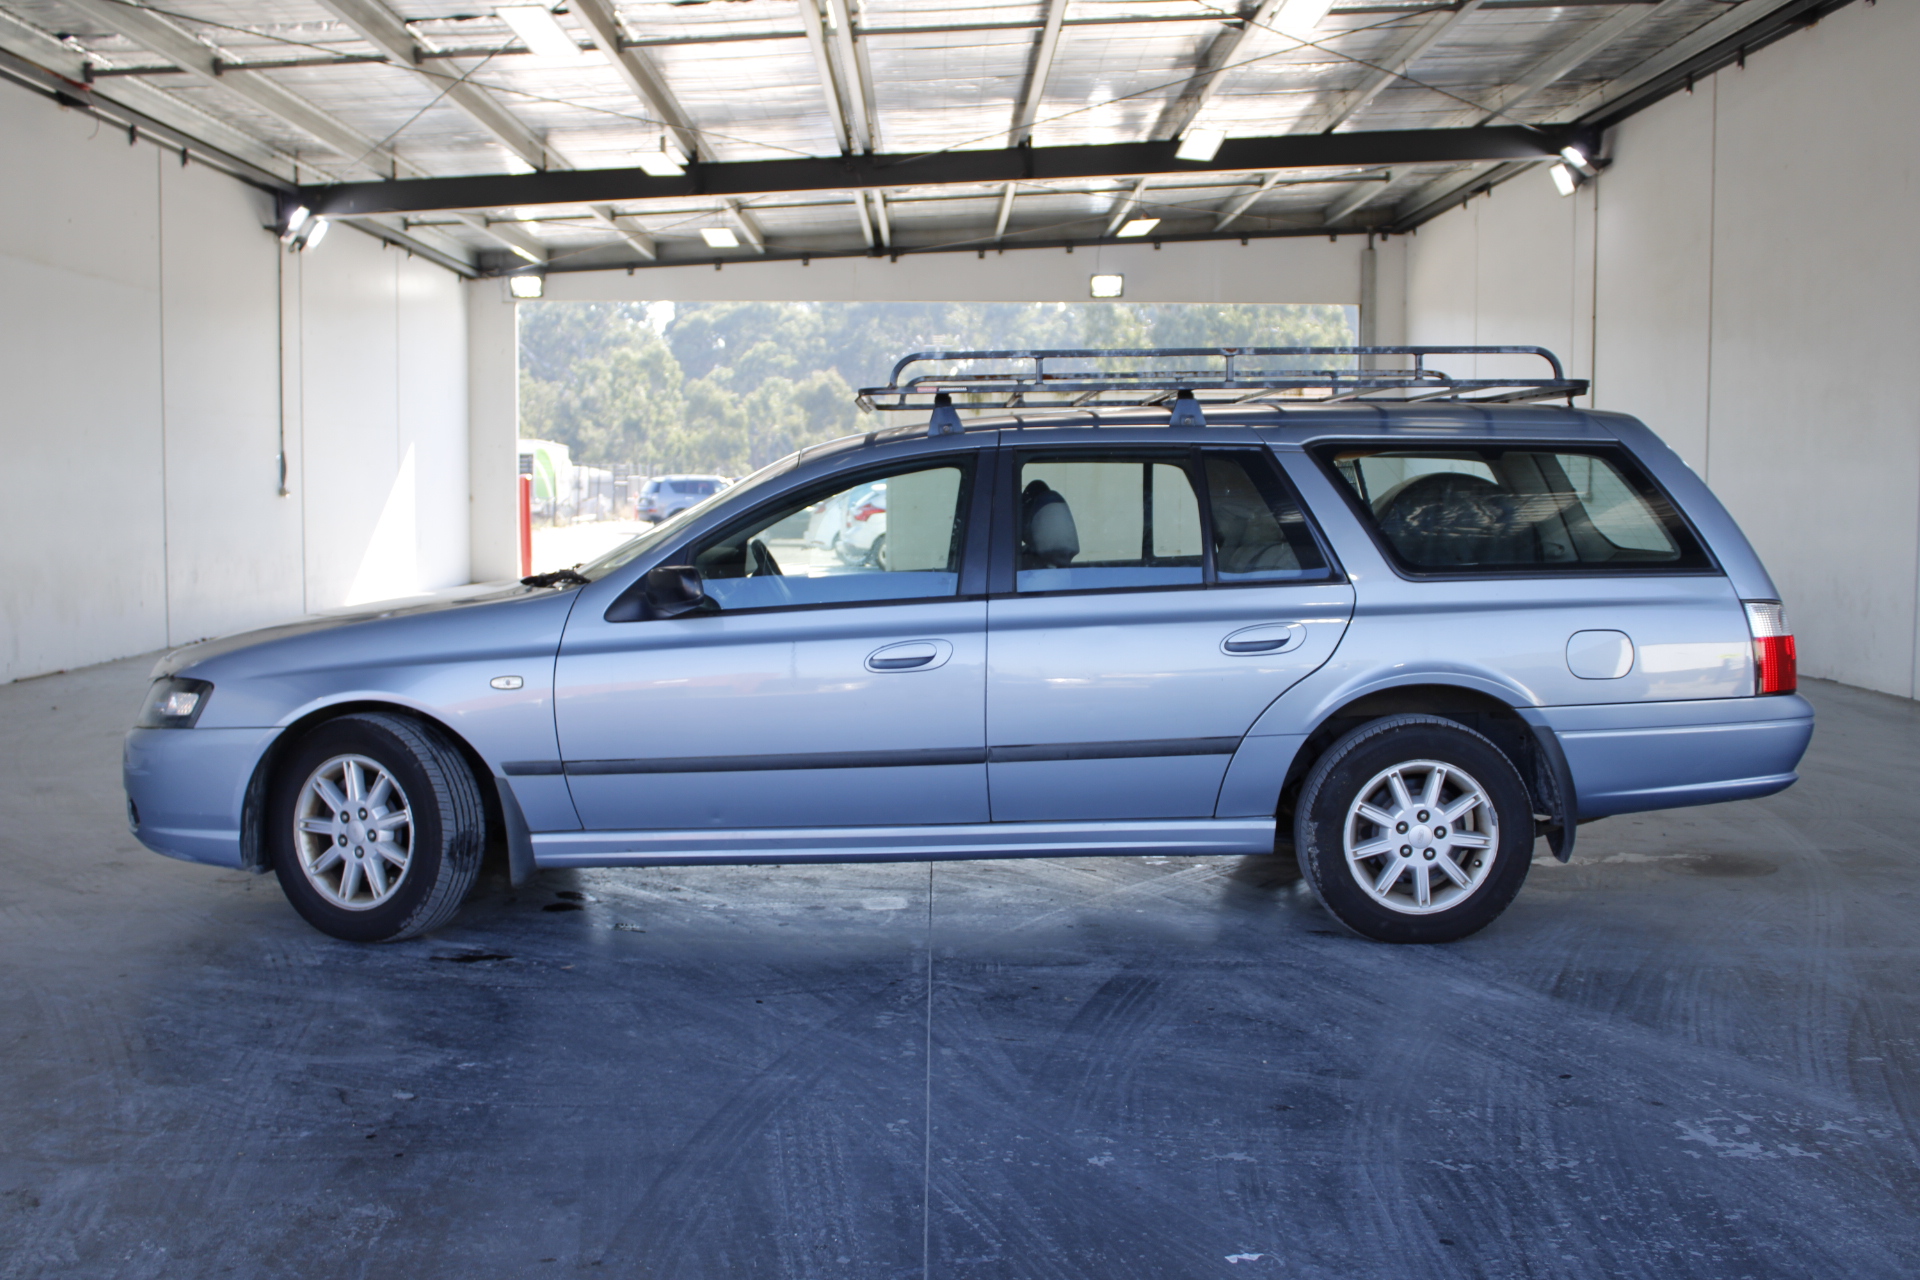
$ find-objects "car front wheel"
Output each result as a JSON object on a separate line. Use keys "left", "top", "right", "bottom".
{"left": 1294, "top": 715, "right": 1534, "bottom": 943}
{"left": 266, "top": 712, "right": 486, "bottom": 942}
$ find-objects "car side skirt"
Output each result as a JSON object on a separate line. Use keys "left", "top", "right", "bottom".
{"left": 530, "top": 819, "right": 1277, "bottom": 867}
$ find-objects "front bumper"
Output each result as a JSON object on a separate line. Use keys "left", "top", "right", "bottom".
{"left": 124, "top": 726, "right": 280, "bottom": 868}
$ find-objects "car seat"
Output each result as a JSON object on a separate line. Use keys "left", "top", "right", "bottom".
{"left": 1021, "top": 480, "right": 1079, "bottom": 568}
{"left": 1374, "top": 472, "right": 1536, "bottom": 566}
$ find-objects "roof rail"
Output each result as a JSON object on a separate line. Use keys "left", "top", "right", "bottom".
{"left": 855, "top": 347, "right": 1588, "bottom": 422}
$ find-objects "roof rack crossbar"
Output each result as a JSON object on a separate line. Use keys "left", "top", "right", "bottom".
{"left": 854, "top": 346, "right": 1586, "bottom": 414}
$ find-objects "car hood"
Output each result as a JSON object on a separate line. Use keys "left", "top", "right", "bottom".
{"left": 153, "top": 583, "right": 572, "bottom": 680}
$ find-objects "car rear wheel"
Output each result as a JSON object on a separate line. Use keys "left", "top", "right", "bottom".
{"left": 1294, "top": 715, "right": 1533, "bottom": 943}
{"left": 266, "top": 712, "right": 486, "bottom": 942}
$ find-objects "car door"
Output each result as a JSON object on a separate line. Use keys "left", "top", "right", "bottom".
{"left": 985, "top": 441, "right": 1354, "bottom": 822}
{"left": 554, "top": 451, "right": 990, "bottom": 831}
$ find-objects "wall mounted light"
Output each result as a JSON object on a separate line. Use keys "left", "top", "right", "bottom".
{"left": 287, "top": 216, "right": 330, "bottom": 251}
{"left": 508, "top": 273, "right": 545, "bottom": 299}
{"left": 1090, "top": 274, "right": 1124, "bottom": 298}
{"left": 278, "top": 204, "right": 311, "bottom": 241}
{"left": 1559, "top": 144, "right": 1600, "bottom": 177}
{"left": 1549, "top": 163, "right": 1578, "bottom": 197}
{"left": 1117, "top": 218, "right": 1160, "bottom": 238}
{"left": 701, "top": 226, "right": 740, "bottom": 248}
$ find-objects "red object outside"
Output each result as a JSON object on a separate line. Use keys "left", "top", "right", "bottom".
{"left": 1754, "top": 634, "right": 1797, "bottom": 695}
{"left": 852, "top": 502, "right": 884, "bottom": 523}
{"left": 518, "top": 474, "right": 533, "bottom": 578}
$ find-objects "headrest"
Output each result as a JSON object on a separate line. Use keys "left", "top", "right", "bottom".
{"left": 1022, "top": 481, "right": 1079, "bottom": 568}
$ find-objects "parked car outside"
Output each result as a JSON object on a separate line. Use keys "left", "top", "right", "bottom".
{"left": 125, "top": 349, "right": 1811, "bottom": 947}
{"left": 636, "top": 474, "right": 728, "bottom": 522}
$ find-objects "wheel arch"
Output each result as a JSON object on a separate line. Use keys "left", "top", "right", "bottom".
{"left": 239, "top": 700, "right": 527, "bottom": 882}
{"left": 1273, "top": 683, "right": 1575, "bottom": 860}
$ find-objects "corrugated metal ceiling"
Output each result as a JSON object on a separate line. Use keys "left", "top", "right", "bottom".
{"left": 0, "top": 0, "right": 1760, "bottom": 266}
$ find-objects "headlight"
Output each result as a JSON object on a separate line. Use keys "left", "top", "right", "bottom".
{"left": 137, "top": 677, "right": 214, "bottom": 728}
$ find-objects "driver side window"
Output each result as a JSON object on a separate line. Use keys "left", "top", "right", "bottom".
{"left": 690, "top": 460, "right": 972, "bottom": 612}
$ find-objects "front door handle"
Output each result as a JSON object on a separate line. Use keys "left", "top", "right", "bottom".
{"left": 866, "top": 639, "right": 954, "bottom": 672}
{"left": 1221, "top": 623, "right": 1306, "bottom": 656}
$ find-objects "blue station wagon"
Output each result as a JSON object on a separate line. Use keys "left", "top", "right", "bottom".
{"left": 124, "top": 348, "right": 1813, "bottom": 944}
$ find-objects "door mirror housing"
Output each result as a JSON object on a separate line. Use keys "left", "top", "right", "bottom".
{"left": 643, "top": 565, "right": 708, "bottom": 618}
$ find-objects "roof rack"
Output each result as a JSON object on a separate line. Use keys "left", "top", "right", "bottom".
{"left": 856, "top": 347, "right": 1588, "bottom": 430}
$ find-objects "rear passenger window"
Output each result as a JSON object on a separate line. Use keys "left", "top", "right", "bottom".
{"left": 1013, "top": 450, "right": 1333, "bottom": 592}
{"left": 1205, "top": 452, "right": 1330, "bottom": 582}
{"left": 1321, "top": 446, "right": 1712, "bottom": 574}
{"left": 1018, "top": 457, "right": 1204, "bottom": 592}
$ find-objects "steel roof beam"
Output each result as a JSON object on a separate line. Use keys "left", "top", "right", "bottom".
{"left": 588, "top": 205, "right": 658, "bottom": 260}
{"left": 1454, "top": 0, "right": 1685, "bottom": 126}
{"left": 570, "top": 0, "right": 701, "bottom": 160}
{"left": 455, "top": 211, "right": 548, "bottom": 262}
{"left": 1104, "top": 178, "right": 1149, "bottom": 235}
{"left": 305, "top": 126, "right": 1571, "bottom": 217}
{"left": 0, "top": 13, "right": 304, "bottom": 183}
{"left": 56, "top": 0, "right": 416, "bottom": 179}
{"left": 1009, "top": 0, "right": 1068, "bottom": 147}
{"left": 1212, "top": 172, "right": 1280, "bottom": 230}
{"left": 867, "top": 190, "right": 891, "bottom": 247}
{"left": 796, "top": 0, "right": 853, "bottom": 154}
{"left": 1154, "top": 0, "right": 1284, "bottom": 142}
{"left": 1304, "top": 0, "right": 1484, "bottom": 134}
{"left": 725, "top": 201, "right": 768, "bottom": 253}
{"left": 314, "top": 0, "right": 569, "bottom": 172}
{"left": 823, "top": 0, "right": 874, "bottom": 152}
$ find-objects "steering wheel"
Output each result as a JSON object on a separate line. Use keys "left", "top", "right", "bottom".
{"left": 747, "top": 538, "right": 784, "bottom": 577}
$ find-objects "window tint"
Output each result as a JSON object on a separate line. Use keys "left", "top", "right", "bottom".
{"left": 1017, "top": 457, "right": 1204, "bottom": 592}
{"left": 1205, "top": 452, "right": 1330, "bottom": 582}
{"left": 689, "top": 461, "right": 970, "bottom": 610}
{"left": 1322, "top": 446, "right": 1711, "bottom": 574}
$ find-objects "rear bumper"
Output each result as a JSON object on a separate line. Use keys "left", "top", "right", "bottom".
{"left": 1533, "top": 695, "right": 1814, "bottom": 819}
{"left": 123, "top": 726, "right": 278, "bottom": 868}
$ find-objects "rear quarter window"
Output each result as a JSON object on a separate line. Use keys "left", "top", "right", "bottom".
{"left": 1315, "top": 444, "right": 1714, "bottom": 575}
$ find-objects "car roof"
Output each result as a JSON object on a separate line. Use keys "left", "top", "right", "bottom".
{"left": 796, "top": 403, "right": 1634, "bottom": 467}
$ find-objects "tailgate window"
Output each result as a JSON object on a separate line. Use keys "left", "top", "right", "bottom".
{"left": 1318, "top": 445, "right": 1713, "bottom": 575}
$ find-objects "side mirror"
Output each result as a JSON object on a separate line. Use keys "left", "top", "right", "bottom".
{"left": 643, "top": 565, "right": 708, "bottom": 618}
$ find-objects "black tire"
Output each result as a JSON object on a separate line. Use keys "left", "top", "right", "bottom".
{"left": 1294, "top": 715, "right": 1533, "bottom": 943}
{"left": 266, "top": 712, "right": 487, "bottom": 942}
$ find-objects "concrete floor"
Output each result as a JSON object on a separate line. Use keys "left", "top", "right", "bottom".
{"left": 3, "top": 658, "right": 1917, "bottom": 1280}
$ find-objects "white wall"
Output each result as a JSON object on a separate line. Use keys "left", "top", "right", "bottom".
{"left": 543, "top": 235, "right": 1370, "bottom": 306}
{"left": 1401, "top": 0, "right": 1920, "bottom": 698}
{"left": 0, "top": 84, "right": 473, "bottom": 683}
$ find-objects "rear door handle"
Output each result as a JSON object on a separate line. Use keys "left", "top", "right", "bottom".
{"left": 1221, "top": 623, "right": 1306, "bottom": 656}
{"left": 866, "top": 639, "right": 954, "bottom": 672}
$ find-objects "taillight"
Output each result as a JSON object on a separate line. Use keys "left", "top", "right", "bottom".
{"left": 852, "top": 503, "right": 883, "bottom": 522}
{"left": 1744, "top": 601, "right": 1797, "bottom": 695}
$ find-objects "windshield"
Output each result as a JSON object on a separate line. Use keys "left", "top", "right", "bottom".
{"left": 577, "top": 457, "right": 795, "bottom": 581}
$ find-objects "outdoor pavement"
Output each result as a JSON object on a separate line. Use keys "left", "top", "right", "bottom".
{"left": 1, "top": 656, "right": 1916, "bottom": 1278}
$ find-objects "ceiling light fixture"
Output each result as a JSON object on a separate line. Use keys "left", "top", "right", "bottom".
{"left": 1176, "top": 129, "right": 1224, "bottom": 163}
{"left": 1549, "top": 163, "right": 1578, "bottom": 197}
{"left": 508, "top": 274, "right": 545, "bottom": 299}
{"left": 495, "top": 4, "right": 581, "bottom": 59}
{"left": 1116, "top": 218, "right": 1160, "bottom": 238}
{"left": 1090, "top": 274, "right": 1124, "bottom": 298}
{"left": 1272, "top": 0, "right": 1336, "bottom": 39}
{"left": 701, "top": 226, "right": 740, "bottom": 248}
{"left": 636, "top": 138, "right": 687, "bottom": 177}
